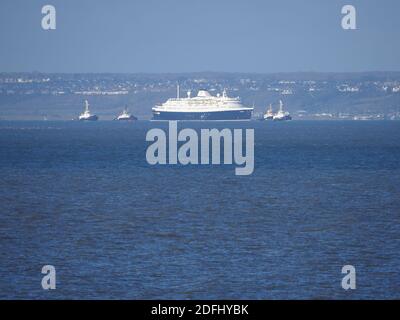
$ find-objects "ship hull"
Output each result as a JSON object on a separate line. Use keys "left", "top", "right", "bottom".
{"left": 152, "top": 110, "right": 252, "bottom": 121}
{"left": 116, "top": 116, "right": 137, "bottom": 121}
{"left": 79, "top": 115, "right": 98, "bottom": 121}
{"left": 263, "top": 116, "right": 274, "bottom": 120}
{"left": 273, "top": 116, "right": 292, "bottom": 121}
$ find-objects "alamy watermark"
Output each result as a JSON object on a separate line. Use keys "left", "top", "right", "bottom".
{"left": 41, "top": 4, "right": 357, "bottom": 31}
{"left": 146, "top": 121, "right": 254, "bottom": 176}
{"left": 41, "top": 5, "right": 56, "bottom": 30}
{"left": 41, "top": 265, "right": 56, "bottom": 290}
{"left": 39, "top": 264, "right": 357, "bottom": 291}
{"left": 341, "top": 265, "right": 356, "bottom": 290}
{"left": 341, "top": 5, "right": 357, "bottom": 30}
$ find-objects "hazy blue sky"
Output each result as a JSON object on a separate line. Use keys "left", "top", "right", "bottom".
{"left": 0, "top": 0, "right": 399, "bottom": 73}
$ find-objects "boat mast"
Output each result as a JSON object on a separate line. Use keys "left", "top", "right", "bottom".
{"left": 177, "top": 84, "right": 180, "bottom": 100}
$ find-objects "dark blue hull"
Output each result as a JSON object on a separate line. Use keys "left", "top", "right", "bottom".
{"left": 152, "top": 110, "right": 252, "bottom": 120}
{"left": 116, "top": 116, "right": 138, "bottom": 121}
{"left": 274, "top": 116, "right": 292, "bottom": 121}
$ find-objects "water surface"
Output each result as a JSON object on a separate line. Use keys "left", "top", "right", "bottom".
{"left": 0, "top": 120, "right": 399, "bottom": 299}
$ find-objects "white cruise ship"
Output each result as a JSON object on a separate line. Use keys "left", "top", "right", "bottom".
{"left": 152, "top": 86, "right": 253, "bottom": 120}
{"left": 78, "top": 100, "right": 98, "bottom": 121}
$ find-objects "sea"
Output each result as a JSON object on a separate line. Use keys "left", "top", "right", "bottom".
{"left": 0, "top": 120, "right": 399, "bottom": 299}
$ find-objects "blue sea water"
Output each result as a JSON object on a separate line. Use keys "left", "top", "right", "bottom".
{"left": 0, "top": 120, "right": 399, "bottom": 299}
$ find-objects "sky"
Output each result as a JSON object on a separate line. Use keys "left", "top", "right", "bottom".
{"left": 0, "top": 0, "right": 399, "bottom": 73}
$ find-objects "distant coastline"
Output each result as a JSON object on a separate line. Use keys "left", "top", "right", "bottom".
{"left": 1, "top": 71, "right": 400, "bottom": 120}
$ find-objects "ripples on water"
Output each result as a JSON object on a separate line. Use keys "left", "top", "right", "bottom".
{"left": 0, "top": 121, "right": 399, "bottom": 299}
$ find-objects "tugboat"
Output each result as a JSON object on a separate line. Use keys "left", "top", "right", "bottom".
{"left": 263, "top": 104, "right": 274, "bottom": 120}
{"left": 115, "top": 105, "right": 137, "bottom": 121}
{"left": 78, "top": 100, "right": 98, "bottom": 121}
{"left": 273, "top": 100, "right": 292, "bottom": 121}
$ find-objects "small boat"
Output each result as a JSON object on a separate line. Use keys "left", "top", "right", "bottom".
{"left": 115, "top": 105, "right": 137, "bottom": 121}
{"left": 263, "top": 104, "right": 274, "bottom": 120}
{"left": 79, "top": 100, "right": 98, "bottom": 121}
{"left": 273, "top": 100, "right": 292, "bottom": 121}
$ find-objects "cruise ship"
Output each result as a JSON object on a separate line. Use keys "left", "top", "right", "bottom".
{"left": 78, "top": 100, "right": 98, "bottom": 121}
{"left": 152, "top": 86, "right": 253, "bottom": 120}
